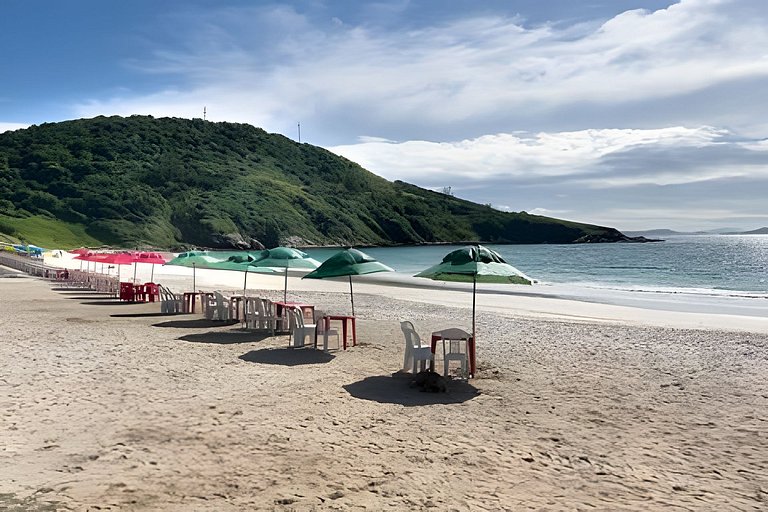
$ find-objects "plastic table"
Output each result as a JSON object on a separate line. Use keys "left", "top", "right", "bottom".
{"left": 325, "top": 315, "right": 356, "bottom": 350}
{"left": 430, "top": 330, "right": 476, "bottom": 378}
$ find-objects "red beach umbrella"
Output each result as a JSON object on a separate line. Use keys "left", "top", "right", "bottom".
{"left": 98, "top": 252, "right": 135, "bottom": 282}
{"left": 132, "top": 251, "right": 169, "bottom": 282}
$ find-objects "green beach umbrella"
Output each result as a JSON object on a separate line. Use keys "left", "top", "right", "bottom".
{"left": 302, "top": 248, "right": 394, "bottom": 316}
{"left": 207, "top": 253, "right": 276, "bottom": 297}
{"left": 414, "top": 244, "right": 532, "bottom": 368}
{"left": 249, "top": 247, "right": 321, "bottom": 303}
{"left": 164, "top": 251, "right": 224, "bottom": 291}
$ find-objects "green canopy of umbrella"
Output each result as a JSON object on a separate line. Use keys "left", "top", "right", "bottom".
{"left": 205, "top": 253, "right": 262, "bottom": 271}
{"left": 303, "top": 248, "right": 394, "bottom": 278}
{"left": 164, "top": 251, "right": 223, "bottom": 268}
{"left": 414, "top": 244, "right": 532, "bottom": 377}
{"left": 414, "top": 245, "right": 532, "bottom": 285}
{"left": 163, "top": 251, "right": 225, "bottom": 291}
{"left": 302, "top": 248, "right": 394, "bottom": 315}
{"left": 206, "top": 254, "right": 276, "bottom": 298}
{"left": 249, "top": 247, "right": 321, "bottom": 302}
{"left": 250, "top": 247, "right": 321, "bottom": 269}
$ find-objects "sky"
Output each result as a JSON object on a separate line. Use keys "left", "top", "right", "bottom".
{"left": 2, "top": 0, "right": 768, "bottom": 232}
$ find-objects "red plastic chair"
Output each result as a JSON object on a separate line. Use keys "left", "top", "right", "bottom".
{"left": 119, "top": 282, "right": 135, "bottom": 301}
{"left": 144, "top": 283, "right": 159, "bottom": 302}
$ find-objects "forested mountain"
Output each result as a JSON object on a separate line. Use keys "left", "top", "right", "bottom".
{"left": 0, "top": 116, "right": 637, "bottom": 249}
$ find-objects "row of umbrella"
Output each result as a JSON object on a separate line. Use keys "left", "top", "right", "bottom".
{"left": 165, "top": 244, "right": 532, "bottom": 349}
{"left": 71, "top": 249, "right": 168, "bottom": 282}
{"left": 71, "top": 244, "right": 533, "bottom": 373}
{"left": 164, "top": 247, "right": 393, "bottom": 316}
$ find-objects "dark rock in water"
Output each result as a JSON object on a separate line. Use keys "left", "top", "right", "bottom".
{"left": 572, "top": 231, "right": 663, "bottom": 243}
{"left": 411, "top": 370, "right": 448, "bottom": 393}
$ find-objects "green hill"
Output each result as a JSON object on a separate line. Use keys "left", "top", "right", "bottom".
{"left": 0, "top": 115, "right": 636, "bottom": 249}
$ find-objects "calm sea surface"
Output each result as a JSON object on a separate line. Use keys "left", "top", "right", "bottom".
{"left": 304, "top": 235, "right": 768, "bottom": 299}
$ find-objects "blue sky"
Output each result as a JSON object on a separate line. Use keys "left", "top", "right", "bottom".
{"left": 2, "top": 0, "right": 768, "bottom": 232}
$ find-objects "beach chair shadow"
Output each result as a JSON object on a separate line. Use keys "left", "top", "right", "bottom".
{"left": 152, "top": 319, "right": 239, "bottom": 329}
{"left": 239, "top": 348, "right": 335, "bottom": 366}
{"left": 179, "top": 330, "right": 271, "bottom": 345}
{"left": 343, "top": 373, "right": 479, "bottom": 407}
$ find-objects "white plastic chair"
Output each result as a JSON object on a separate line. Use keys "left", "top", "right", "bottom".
{"left": 400, "top": 321, "right": 434, "bottom": 374}
{"left": 257, "top": 298, "right": 278, "bottom": 334}
{"left": 212, "top": 291, "right": 231, "bottom": 321}
{"left": 244, "top": 297, "right": 261, "bottom": 329}
{"left": 288, "top": 307, "right": 316, "bottom": 348}
{"left": 314, "top": 310, "right": 339, "bottom": 352}
{"left": 436, "top": 328, "right": 470, "bottom": 380}
{"left": 203, "top": 293, "right": 218, "bottom": 320}
{"left": 158, "top": 285, "right": 183, "bottom": 313}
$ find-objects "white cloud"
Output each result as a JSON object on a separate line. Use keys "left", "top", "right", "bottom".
{"left": 328, "top": 126, "right": 732, "bottom": 185}
{"left": 528, "top": 207, "right": 571, "bottom": 216}
{"left": 68, "top": 0, "right": 768, "bottom": 143}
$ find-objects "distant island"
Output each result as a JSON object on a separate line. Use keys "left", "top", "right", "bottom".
{"left": 0, "top": 116, "right": 651, "bottom": 250}
{"left": 625, "top": 227, "right": 768, "bottom": 237}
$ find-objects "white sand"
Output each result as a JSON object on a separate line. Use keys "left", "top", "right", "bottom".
{"left": 1, "top": 256, "right": 766, "bottom": 510}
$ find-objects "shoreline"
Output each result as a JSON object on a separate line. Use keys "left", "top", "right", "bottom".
{"left": 40, "top": 251, "right": 768, "bottom": 334}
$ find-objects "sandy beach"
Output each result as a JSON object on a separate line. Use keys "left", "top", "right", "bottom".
{"left": 1, "top": 261, "right": 767, "bottom": 511}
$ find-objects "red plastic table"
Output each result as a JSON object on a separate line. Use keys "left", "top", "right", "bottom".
{"left": 273, "top": 301, "right": 315, "bottom": 330}
{"left": 325, "top": 315, "right": 356, "bottom": 350}
{"left": 430, "top": 332, "right": 476, "bottom": 378}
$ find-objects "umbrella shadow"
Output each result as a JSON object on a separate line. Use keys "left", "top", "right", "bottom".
{"left": 67, "top": 295, "right": 116, "bottom": 300}
{"left": 152, "top": 319, "right": 240, "bottom": 329}
{"left": 343, "top": 373, "right": 480, "bottom": 406}
{"left": 79, "top": 300, "right": 148, "bottom": 306}
{"left": 179, "top": 330, "right": 270, "bottom": 345}
{"left": 111, "top": 312, "right": 187, "bottom": 318}
{"left": 54, "top": 289, "right": 104, "bottom": 294}
{"left": 239, "top": 347, "right": 335, "bottom": 366}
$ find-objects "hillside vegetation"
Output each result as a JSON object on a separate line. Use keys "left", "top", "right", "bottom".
{"left": 0, "top": 116, "right": 634, "bottom": 249}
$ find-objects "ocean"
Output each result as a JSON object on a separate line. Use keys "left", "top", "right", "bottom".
{"left": 302, "top": 235, "right": 768, "bottom": 317}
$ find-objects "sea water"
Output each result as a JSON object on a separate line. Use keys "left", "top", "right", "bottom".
{"left": 303, "top": 235, "right": 768, "bottom": 316}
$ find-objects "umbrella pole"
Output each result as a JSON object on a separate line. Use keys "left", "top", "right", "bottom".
{"left": 349, "top": 275, "right": 355, "bottom": 317}
{"left": 133, "top": 263, "right": 138, "bottom": 284}
{"left": 242, "top": 271, "right": 248, "bottom": 329}
{"left": 284, "top": 268, "right": 288, "bottom": 303}
{"left": 472, "top": 275, "right": 477, "bottom": 378}
{"left": 472, "top": 275, "right": 477, "bottom": 342}
{"left": 150, "top": 264, "right": 155, "bottom": 283}
{"left": 192, "top": 263, "right": 196, "bottom": 292}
